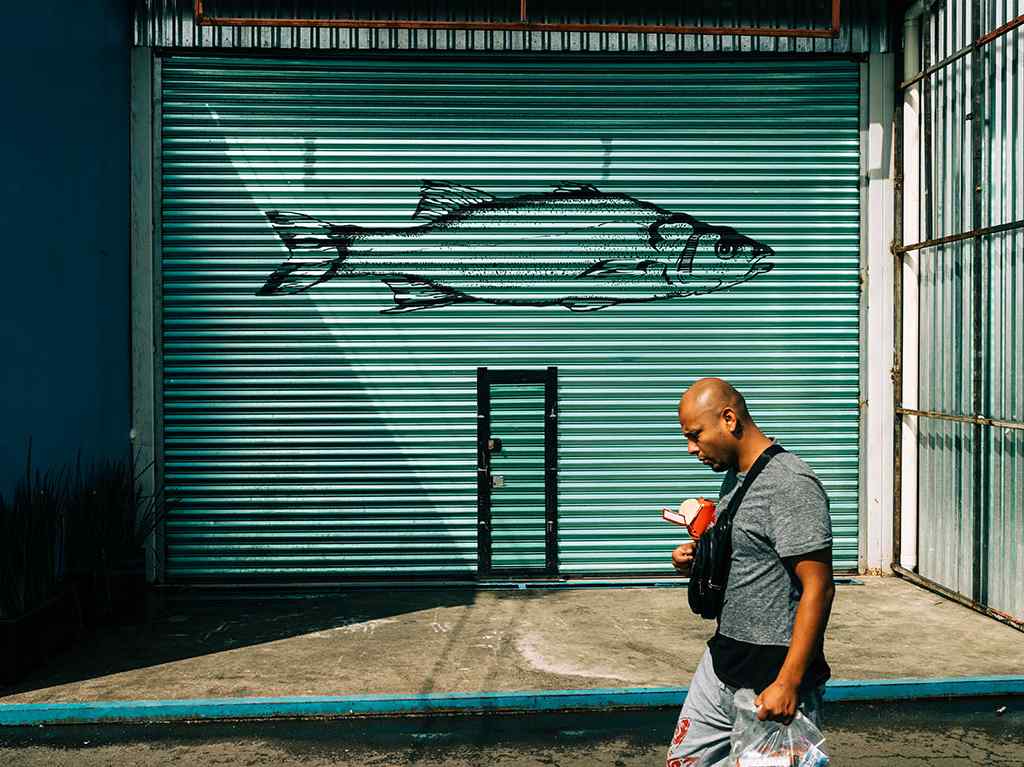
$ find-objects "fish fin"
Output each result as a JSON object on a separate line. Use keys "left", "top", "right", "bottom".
{"left": 551, "top": 181, "right": 602, "bottom": 195}
{"left": 561, "top": 298, "right": 619, "bottom": 312}
{"left": 578, "top": 258, "right": 662, "bottom": 279}
{"left": 413, "top": 181, "right": 496, "bottom": 221}
{"left": 677, "top": 232, "right": 706, "bottom": 274}
{"left": 256, "top": 257, "right": 342, "bottom": 296}
{"left": 381, "top": 276, "right": 467, "bottom": 313}
{"left": 649, "top": 213, "right": 702, "bottom": 252}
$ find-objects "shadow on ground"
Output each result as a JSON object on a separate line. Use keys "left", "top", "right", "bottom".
{"left": 0, "top": 588, "right": 478, "bottom": 699}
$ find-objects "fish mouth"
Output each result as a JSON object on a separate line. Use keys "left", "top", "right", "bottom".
{"left": 748, "top": 246, "right": 775, "bottom": 273}
{"left": 671, "top": 249, "right": 774, "bottom": 280}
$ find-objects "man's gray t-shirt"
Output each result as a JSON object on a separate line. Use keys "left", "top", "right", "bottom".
{"left": 707, "top": 447, "right": 832, "bottom": 691}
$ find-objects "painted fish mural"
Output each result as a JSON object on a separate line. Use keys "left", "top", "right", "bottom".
{"left": 257, "top": 181, "right": 775, "bottom": 313}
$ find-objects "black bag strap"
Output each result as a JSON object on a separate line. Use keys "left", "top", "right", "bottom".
{"left": 717, "top": 443, "right": 786, "bottom": 527}
{"left": 707, "top": 443, "right": 787, "bottom": 607}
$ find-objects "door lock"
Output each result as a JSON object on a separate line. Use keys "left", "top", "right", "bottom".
{"left": 491, "top": 474, "right": 505, "bottom": 489}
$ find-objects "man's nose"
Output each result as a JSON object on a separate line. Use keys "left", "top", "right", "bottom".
{"left": 687, "top": 440, "right": 698, "bottom": 455}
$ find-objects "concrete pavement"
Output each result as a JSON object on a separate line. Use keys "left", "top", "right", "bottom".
{"left": 1, "top": 576, "right": 1022, "bottom": 706}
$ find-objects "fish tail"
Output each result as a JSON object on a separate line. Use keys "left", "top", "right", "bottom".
{"left": 259, "top": 210, "right": 354, "bottom": 296}
{"left": 256, "top": 256, "right": 343, "bottom": 296}
{"left": 265, "top": 210, "right": 356, "bottom": 254}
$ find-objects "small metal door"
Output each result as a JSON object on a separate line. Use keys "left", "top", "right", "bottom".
{"left": 477, "top": 367, "right": 558, "bottom": 577}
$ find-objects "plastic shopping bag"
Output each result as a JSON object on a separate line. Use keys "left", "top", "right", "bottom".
{"left": 727, "top": 689, "right": 829, "bottom": 767}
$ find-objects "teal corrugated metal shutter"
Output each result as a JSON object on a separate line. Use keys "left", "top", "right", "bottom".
{"left": 160, "top": 56, "right": 860, "bottom": 579}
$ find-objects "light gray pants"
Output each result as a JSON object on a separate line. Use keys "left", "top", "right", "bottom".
{"left": 666, "top": 649, "right": 825, "bottom": 767}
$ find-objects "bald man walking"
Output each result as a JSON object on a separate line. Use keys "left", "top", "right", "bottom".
{"left": 666, "top": 378, "right": 834, "bottom": 767}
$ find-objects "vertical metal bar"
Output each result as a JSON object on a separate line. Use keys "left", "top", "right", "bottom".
{"left": 151, "top": 55, "right": 167, "bottom": 583}
{"left": 544, "top": 366, "right": 559, "bottom": 576}
{"left": 477, "top": 367, "right": 492, "bottom": 577}
{"left": 892, "top": 3, "right": 906, "bottom": 570}
{"left": 919, "top": 11, "right": 932, "bottom": 570}
{"left": 923, "top": 18, "right": 934, "bottom": 245}
{"left": 970, "top": 0, "right": 986, "bottom": 604}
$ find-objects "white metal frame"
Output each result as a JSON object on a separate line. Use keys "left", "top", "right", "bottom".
{"left": 130, "top": 48, "right": 166, "bottom": 583}
{"left": 859, "top": 52, "right": 898, "bottom": 574}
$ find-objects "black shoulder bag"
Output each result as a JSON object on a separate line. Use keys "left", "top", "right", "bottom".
{"left": 687, "top": 444, "right": 786, "bottom": 620}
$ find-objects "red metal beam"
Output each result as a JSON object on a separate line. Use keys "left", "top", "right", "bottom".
{"left": 976, "top": 11, "right": 1024, "bottom": 46}
{"left": 896, "top": 406, "right": 1024, "bottom": 432}
{"left": 194, "top": 0, "right": 841, "bottom": 39}
{"left": 892, "top": 218, "right": 1024, "bottom": 254}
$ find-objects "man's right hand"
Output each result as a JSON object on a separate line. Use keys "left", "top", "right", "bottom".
{"left": 671, "top": 542, "right": 695, "bottom": 575}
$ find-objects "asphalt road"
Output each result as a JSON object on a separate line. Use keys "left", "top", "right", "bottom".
{"left": 1, "top": 697, "right": 1021, "bottom": 766}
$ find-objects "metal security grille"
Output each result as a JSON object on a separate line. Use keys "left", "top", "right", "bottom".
{"left": 896, "top": 2, "right": 1023, "bottom": 629}
{"left": 159, "top": 55, "right": 861, "bottom": 580}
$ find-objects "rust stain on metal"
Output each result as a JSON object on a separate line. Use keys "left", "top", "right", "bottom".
{"left": 895, "top": 407, "right": 1024, "bottom": 432}
{"left": 901, "top": 13, "right": 1024, "bottom": 90}
{"left": 893, "top": 218, "right": 1024, "bottom": 255}
{"left": 976, "top": 12, "right": 1024, "bottom": 46}
{"left": 193, "top": 0, "right": 842, "bottom": 38}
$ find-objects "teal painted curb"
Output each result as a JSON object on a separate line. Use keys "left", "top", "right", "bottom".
{"left": 0, "top": 689, "right": 685, "bottom": 726}
{"left": 2, "top": 677, "right": 1022, "bottom": 726}
{"left": 823, "top": 676, "right": 1024, "bottom": 702}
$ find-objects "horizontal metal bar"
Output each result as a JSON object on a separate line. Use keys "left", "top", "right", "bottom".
{"left": 896, "top": 407, "right": 1024, "bottom": 432}
{"left": 485, "top": 370, "right": 550, "bottom": 385}
{"left": 892, "top": 564, "right": 1024, "bottom": 633}
{"left": 193, "top": 0, "right": 841, "bottom": 38}
{"left": 977, "top": 11, "right": 1024, "bottom": 46}
{"left": 893, "top": 218, "right": 1024, "bottom": 254}
{"left": 900, "top": 42, "right": 972, "bottom": 90}
{"left": 900, "top": 13, "right": 1024, "bottom": 89}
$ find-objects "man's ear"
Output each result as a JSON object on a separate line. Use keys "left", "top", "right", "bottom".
{"left": 721, "top": 407, "right": 740, "bottom": 435}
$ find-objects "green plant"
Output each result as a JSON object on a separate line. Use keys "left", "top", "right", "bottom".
{"left": 129, "top": 453, "right": 180, "bottom": 565}
{"left": 0, "top": 444, "right": 65, "bottom": 620}
{"left": 0, "top": 445, "right": 179, "bottom": 621}
{"left": 64, "top": 451, "right": 178, "bottom": 579}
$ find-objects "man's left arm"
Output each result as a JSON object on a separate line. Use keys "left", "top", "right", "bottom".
{"left": 755, "top": 548, "right": 835, "bottom": 723}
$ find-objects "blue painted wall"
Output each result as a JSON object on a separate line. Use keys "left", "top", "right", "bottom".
{"left": 0, "top": 3, "right": 130, "bottom": 496}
